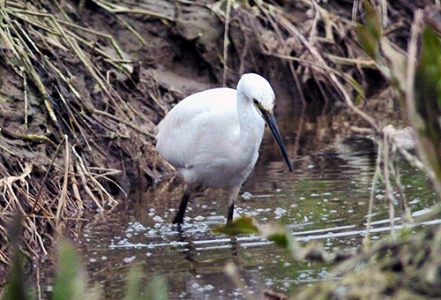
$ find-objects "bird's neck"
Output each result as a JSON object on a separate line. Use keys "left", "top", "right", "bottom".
{"left": 236, "top": 91, "right": 264, "bottom": 142}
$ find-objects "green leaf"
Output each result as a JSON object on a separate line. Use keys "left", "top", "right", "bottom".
{"left": 144, "top": 276, "right": 168, "bottom": 300}
{"left": 1, "top": 251, "right": 32, "bottom": 300}
{"left": 213, "top": 216, "right": 259, "bottom": 236}
{"left": 267, "top": 233, "right": 289, "bottom": 248}
{"left": 416, "top": 25, "right": 441, "bottom": 111}
{"left": 52, "top": 238, "right": 87, "bottom": 300}
{"left": 1, "top": 217, "right": 32, "bottom": 300}
{"left": 414, "top": 24, "right": 441, "bottom": 182}
{"left": 125, "top": 267, "right": 168, "bottom": 300}
{"left": 214, "top": 217, "right": 300, "bottom": 254}
{"left": 258, "top": 224, "right": 299, "bottom": 252}
{"left": 364, "top": 2, "right": 382, "bottom": 39}
{"left": 357, "top": 2, "right": 382, "bottom": 60}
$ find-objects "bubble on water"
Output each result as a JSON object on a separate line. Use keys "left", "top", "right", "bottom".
{"left": 123, "top": 256, "right": 136, "bottom": 263}
{"left": 131, "top": 222, "right": 147, "bottom": 231}
{"left": 153, "top": 215, "right": 164, "bottom": 223}
{"left": 118, "top": 238, "right": 129, "bottom": 245}
{"left": 274, "top": 207, "right": 287, "bottom": 219}
{"left": 194, "top": 215, "right": 205, "bottom": 221}
{"left": 318, "top": 269, "right": 329, "bottom": 278}
{"left": 242, "top": 191, "right": 252, "bottom": 199}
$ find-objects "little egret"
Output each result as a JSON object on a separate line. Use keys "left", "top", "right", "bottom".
{"left": 155, "top": 73, "right": 292, "bottom": 224}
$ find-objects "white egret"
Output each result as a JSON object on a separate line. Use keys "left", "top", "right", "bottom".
{"left": 155, "top": 73, "right": 292, "bottom": 224}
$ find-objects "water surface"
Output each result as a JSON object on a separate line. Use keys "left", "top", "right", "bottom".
{"left": 77, "top": 134, "right": 437, "bottom": 299}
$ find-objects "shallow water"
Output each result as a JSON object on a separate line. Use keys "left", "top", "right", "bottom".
{"left": 76, "top": 133, "right": 438, "bottom": 299}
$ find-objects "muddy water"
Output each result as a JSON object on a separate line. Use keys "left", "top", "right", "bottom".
{"left": 77, "top": 133, "right": 438, "bottom": 299}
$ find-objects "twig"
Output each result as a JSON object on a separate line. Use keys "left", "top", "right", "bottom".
{"left": 279, "top": 16, "right": 380, "bottom": 133}
{"left": 222, "top": 0, "right": 232, "bottom": 86}
{"left": 363, "top": 150, "right": 382, "bottom": 250}
{"left": 0, "top": 126, "right": 56, "bottom": 146}
{"left": 56, "top": 135, "right": 70, "bottom": 232}
{"left": 93, "top": 109, "right": 156, "bottom": 139}
{"left": 74, "top": 158, "right": 104, "bottom": 212}
{"left": 92, "top": 0, "right": 175, "bottom": 22}
{"left": 383, "top": 131, "right": 396, "bottom": 238}
{"left": 30, "top": 138, "right": 65, "bottom": 215}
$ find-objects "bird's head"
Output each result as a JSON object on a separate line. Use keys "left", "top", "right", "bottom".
{"left": 237, "top": 73, "right": 293, "bottom": 172}
{"left": 237, "top": 73, "right": 275, "bottom": 113}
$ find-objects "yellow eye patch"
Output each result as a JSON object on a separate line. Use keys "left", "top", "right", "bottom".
{"left": 253, "top": 98, "right": 263, "bottom": 109}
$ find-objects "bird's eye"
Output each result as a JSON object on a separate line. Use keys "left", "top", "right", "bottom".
{"left": 253, "top": 99, "right": 263, "bottom": 110}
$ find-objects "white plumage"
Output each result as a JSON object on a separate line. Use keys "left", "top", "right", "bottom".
{"left": 156, "top": 73, "right": 292, "bottom": 224}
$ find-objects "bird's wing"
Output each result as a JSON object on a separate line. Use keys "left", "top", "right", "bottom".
{"left": 155, "top": 88, "right": 237, "bottom": 170}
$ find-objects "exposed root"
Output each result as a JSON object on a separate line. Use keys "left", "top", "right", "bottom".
{"left": 0, "top": 0, "right": 174, "bottom": 266}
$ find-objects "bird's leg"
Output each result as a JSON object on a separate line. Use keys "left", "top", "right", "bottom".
{"left": 227, "top": 186, "right": 240, "bottom": 223}
{"left": 230, "top": 236, "right": 238, "bottom": 256}
{"left": 173, "top": 187, "right": 191, "bottom": 224}
{"left": 227, "top": 202, "right": 234, "bottom": 222}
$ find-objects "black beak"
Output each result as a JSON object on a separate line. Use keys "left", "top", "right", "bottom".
{"left": 261, "top": 110, "right": 293, "bottom": 172}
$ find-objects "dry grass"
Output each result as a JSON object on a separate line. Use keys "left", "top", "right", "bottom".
{"left": 215, "top": 0, "right": 439, "bottom": 244}
{"left": 0, "top": 0, "right": 170, "bottom": 264}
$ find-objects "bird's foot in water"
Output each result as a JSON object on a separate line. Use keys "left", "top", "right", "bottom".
{"left": 172, "top": 215, "right": 184, "bottom": 225}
